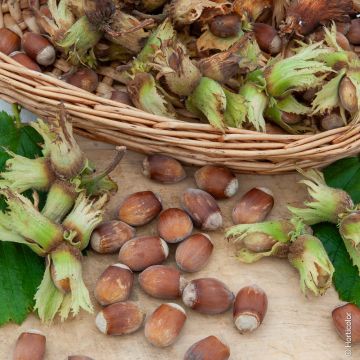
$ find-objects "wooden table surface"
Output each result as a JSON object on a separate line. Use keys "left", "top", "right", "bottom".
{"left": 0, "top": 137, "right": 358, "bottom": 360}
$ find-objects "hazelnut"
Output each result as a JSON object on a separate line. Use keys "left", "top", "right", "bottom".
{"left": 194, "top": 165, "right": 238, "bottom": 199}
{"left": 336, "top": 22, "right": 350, "bottom": 35}
{"left": 142, "top": 154, "right": 186, "bottom": 184}
{"left": 68, "top": 357, "right": 94, "bottom": 360}
{"left": 118, "top": 191, "right": 162, "bottom": 226}
{"left": 253, "top": 23, "right": 282, "bottom": 55}
{"left": 110, "top": 90, "right": 133, "bottom": 106}
{"left": 0, "top": 28, "right": 20, "bottom": 55}
{"left": 95, "top": 263, "right": 134, "bottom": 305}
{"left": 144, "top": 303, "right": 187, "bottom": 347}
{"left": 13, "top": 329, "right": 46, "bottom": 360}
{"left": 335, "top": 31, "right": 351, "bottom": 51}
{"left": 139, "top": 265, "right": 187, "bottom": 299}
{"left": 233, "top": 285, "right": 268, "bottom": 334}
{"left": 22, "top": 32, "right": 56, "bottom": 66}
{"left": 175, "top": 233, "right": 213, "bottom": 273}
{"left": 347, "top": 19, "right": 360, "bottom": 45}
{"left": 157, "top": 208, "right": 193, "bottom": 243}
{"left": 90, "top": 220, "right": 135, "bottom": 254}
{"left": 184, "top": 335, "right": 230, "bottom": 360}
{"left": 209, "top": 14, "right": 241, "bottom": 38}
{"left": 232, "top": 187, "right": 274, "bottom": 225}
{"left": 182, "top": 189, "right": 223, "bottom": 231}
{"left": 50, "top": 263, "right": 70, "bottom": 294}
{"left": 332, "top": 303, "right": 360, "bottom": 343}
{"left": 320, "top": 113, "right": 344, "bottom": 131}
{"left": 10, "top": 52, "right": 42, "bottom": 72}
{"left": 118, "top": 236, "right": 169, "bottom": 271}
{"left": 339, "top": 76, "right": 358, "bottom": 113}
{"left": 95, "top": 302, "right": 144, "bottom": 336}
{"left": 66, "top": 68, "right": 99, "bottom": 93}
{"left": 182, "top": 278, "right": 234, "bottom": 314}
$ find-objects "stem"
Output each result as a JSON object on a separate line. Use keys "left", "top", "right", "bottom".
{"left": 12, "top": 103, "right": 22, "bottom": 128}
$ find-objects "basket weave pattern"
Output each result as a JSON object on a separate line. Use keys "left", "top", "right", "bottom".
{"left": 0, "top": 1, "right": 359, "bottom": 173}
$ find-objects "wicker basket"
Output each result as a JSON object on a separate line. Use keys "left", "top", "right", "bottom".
{"left": 0, "top": 1, "right": 359, "bottom": 174}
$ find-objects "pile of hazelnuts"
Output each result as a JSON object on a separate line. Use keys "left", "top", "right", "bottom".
{"left": 89, "top": 154, "right": 275, "bottom": 359}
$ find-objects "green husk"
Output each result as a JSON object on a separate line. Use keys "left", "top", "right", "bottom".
{"left": 78, "top": 146, "right": 125, "bottom": 196}
{"left": 34, "top": 261, "right": 65, "bottom": 323}
{"left": 225, "top": 220, "right": 296, "bottom": 263}
{"left": 41, "top": 181, "right": 78, "bottom": 223}
{"left": 0, "top": 150, "right": 55, "bottom": 193}
{"left": 31, "top": 106, "right": 87, "bottom": 179}
{"left": 288, "top": 234, "right": 334, "bottom": 296}
{"left": 50, "top": 244, "right": 93, "bottom": 318}
{"left": 265, "top": 42, "right": 332, "bottom": 97}
{"left": 186, "top": 77, "right": 227, "bottom": 131}
{"left": 132, "top": 18, "right": 175, "bottom": 73}
{"left": 127, "top": 73, "right": 176, "bottom": 118}
{"left": 223, "top": 89, "right": 247, "bottom": 128}
{"left": 312, "top": 69, "right": 346, "bottom": 115}
{"left": 62, "top": 193, "right": 104, "bottom": 250}
{"left": 57, "top": 16, "right": 102, "bottom": 67}
{"left": 239, "top": 82, "right": 267, "bottom": 132}
{"left": 0, "top": 189, "right": 64, "bottom": 254}
{"left": 288, "top": 169, "right": 354, "bottom": 225}
{"left": 339, "top": 211, "right": 360, "bottom": 274}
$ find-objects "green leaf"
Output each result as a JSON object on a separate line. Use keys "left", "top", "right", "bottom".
{"left": 313, "top": 223, "right": 360, "bottom": 307}
{"left": 313, "top": 156, "right": 360, "bottom": 305}
{"left": 323, "top": 156, "right": 360, "bottom": 203}
{"left": 0, "top": 109, "right": 45, "bottom": 325}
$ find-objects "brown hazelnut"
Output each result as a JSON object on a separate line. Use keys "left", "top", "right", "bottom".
{"left": 339, "top": 76, "right": 358, "bottom": 113}
{"left": 0, "top": 28, "right": 20, "bottom": 55}
{"left": 118, "top": 191, "right": 162, "bottom": 226}
{"left": 347, "top": 19, "right": 360, "bottom": 45}
{"left": 22, "top": 32, "right": 56, "bottom": 66}
{"left": 209, "top": 14, "right": 241, "bottom": 38}
{"left": 182, "top": 278, "right": 234, "bottom": 315}
{"left": 13, "top": 329, "right": 46, "bottom": 360}
{"left": 184, "top": 335, "right": 230, "bottom": 360}
{"left": 90, "top": 220, "right": 135, "bottom": 254}
{"left": 142, "top": 154, "right": 186, "bottom": 184}
{"left": 332, "top": 303, "right": 360, "bottom": 343}
{"left": 118, "top": 236, "right": 169, "bottom": 271}
{"left": 182, "top": 189, "right": 222, "bottom": 231}
{"left": 10, "top": 52, "right": 42, "bottom": 72}
{"left": 50, "top": 263, "right": 70, "bottom": 294}
{"left": 194, "top": 165, "right": 238, "bottom": 199}
{"left": 95, "top": 302, "right": 144, "bottom": 336}
{"left": 321, "top": 113, "right": 344, "bottom": 131}
{"left": 110, "top": 90, "right": 133, "bottom": 106}
{"left": 68, "top": 357, "right": 94, "bottom": 360}
{"left": 253, "top": 23, "right": 282, "bottom": 55}
{"left": 335, "top": 31, "right": 352, "bottom": 51}
{"left": 139, "top": 265, "right": 187, "bottom": 299}
{"left": 175, "top": 233, "right": 213, "bottom": 273}
{"left": 157, "top": 208, "right": 193, "bottom": 243}
{"left": 232, "top": 187, "right": 274, "bottom": 224}
{"left": 144, "top": 303, "right": 187, "bottom": 347}
{"left": 66, "top": 68, "right": 99, "bottom": 93}
{"left": 336, "top": 22, "right": 350, "bottom": 35}
{"left": 94, "top": 263, "right": 134, "bottom": 305}
{"left": 233, "top": 285, "right": 268, "bottom": 334}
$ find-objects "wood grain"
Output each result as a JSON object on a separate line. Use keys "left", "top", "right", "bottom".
{"left": 0, "top": 138, "right": 358, "bottom": 360}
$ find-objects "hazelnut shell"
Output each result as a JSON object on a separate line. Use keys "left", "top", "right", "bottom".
{"left": 0, "top": 28, "right": 21, "bottom": 55}
{"left": 118, "top": 236, "right": 169, "bottom": 271}
{"left": 22, "top": 32, "right": 56, "bottom": 66}
{"left": 332, "top": 303, "right": 360, "bottom": 343}
{"left": 13, "top": 329, "right": 46, "bottom": 360}
{"left": 175, "top": 233, "right": 214, "bottom": 272}
{"left": 184, "top": 335, "right": 230, "bottom": 360}
{"left": 118, "top": 191, "right": 162, "bottom": 226}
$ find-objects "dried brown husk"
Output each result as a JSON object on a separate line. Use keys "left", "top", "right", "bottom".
{"left": 233, "top": 0, "right": 272, "bottom": 21}
{"left": 152, "top": 39, "right": 202, "bottom": 96}
{"left": 272, "top": 0, "right": 290, "bottom": 26}
{"left": 83, "top": 0, "right": 116, "bottom": 27}
{"left": 167, "top": 0, "right": 231, "bottom": 26}
{"left": 104, "top": 10, "right": 151, "bottom": 53}
{"left": 198, "top": 51, "right": 241, "bottom": 83}
{"left": 283, "top": 0, "right": 353, "bottom": 36}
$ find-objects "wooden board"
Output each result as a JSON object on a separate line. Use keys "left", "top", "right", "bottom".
{"left": 0, "top": 138, "right": 358, "bottom": 360}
